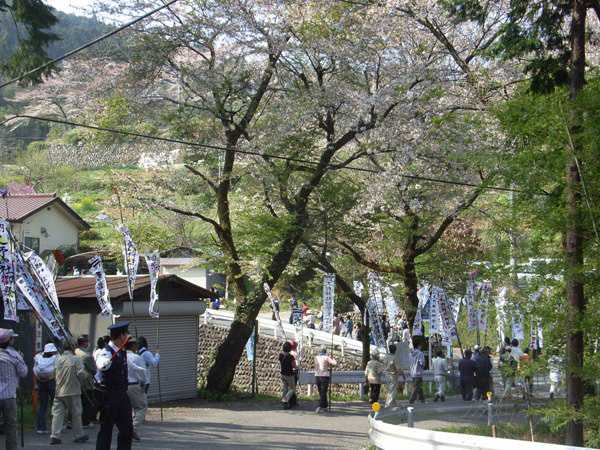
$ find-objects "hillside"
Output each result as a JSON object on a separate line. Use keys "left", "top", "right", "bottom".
{"left": 0, "top": 9, "right": 116, "bottom": 157}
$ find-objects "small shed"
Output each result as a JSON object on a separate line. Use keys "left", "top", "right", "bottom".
{"left": 55, "top": 274, "right": 210, "bottom": 402}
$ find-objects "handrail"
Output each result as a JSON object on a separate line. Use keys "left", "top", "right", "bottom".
{"left": 368, "top": 415, "right": 593, "bottom": 450}
{"left": 203, "top": 309, "right": 370, "bottom": 356}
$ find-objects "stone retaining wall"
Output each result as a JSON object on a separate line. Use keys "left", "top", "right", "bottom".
{"left": 197, "top": 323, "right": 364, "bottom": 397}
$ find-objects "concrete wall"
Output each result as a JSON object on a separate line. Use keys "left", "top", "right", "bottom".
{"left": 13, "top": 204, "right": 79, "bottom": 254}
{"left": 197, "top": 323, "right": 364, "bottom": 397}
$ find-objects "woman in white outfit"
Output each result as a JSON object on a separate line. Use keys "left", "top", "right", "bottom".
{"left": 548, "top": 355, "right": 563, "bottom": 399}
{"left": 432, "top": 350, "right": 448, "bottom": 402}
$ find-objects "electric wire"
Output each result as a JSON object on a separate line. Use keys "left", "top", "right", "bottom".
{"left": 0, "top": 0, "right": 180, "bottom": 90}
{"left": 1, "top": 114, "right": 544, "bottom": 196}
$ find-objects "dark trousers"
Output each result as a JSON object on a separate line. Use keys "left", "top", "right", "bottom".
{"left": 461, "top": 378, "right": 474, "bottom": 401}
{"left": 409, "top": 377, "right": 425, "bottom": 403}
{"left": 369, "top": 383, "right": 381, "bottom": 404}
{"left": 81, "top": 390, "right": 96, "bottom": 425}
{"left": 315, "top": 376, "right": 330, "bottom": 408}
{"left": 96, "top": 393, "right": 133, "bottom": 450}
{"left": 36, "top": 380, "right": 55, "bottom": 431}
{"left": 475, "top": 378, "right": 490, "bottom": 401}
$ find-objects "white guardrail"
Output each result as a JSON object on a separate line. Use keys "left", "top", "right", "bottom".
{"left": 203, "top": 309, "right": 371, "bottom": 356}
{"left": 368, "top": 416, "right": 594, "bottom": 450}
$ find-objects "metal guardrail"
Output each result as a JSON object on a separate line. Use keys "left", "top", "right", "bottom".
{"left": 203, "top": 309, "right": 372, "bottom": 356}
{"left": 368, "top": 414, "right": 593, "bottom": 450}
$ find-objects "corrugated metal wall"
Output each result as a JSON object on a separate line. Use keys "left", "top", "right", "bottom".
{"left": 121, "top": 314, "right": 199, "bottom": 403}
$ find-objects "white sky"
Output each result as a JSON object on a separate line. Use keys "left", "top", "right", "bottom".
{"left": 47, "top": 0, "right": 93, "bottom": 15}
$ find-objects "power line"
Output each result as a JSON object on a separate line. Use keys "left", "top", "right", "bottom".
{"left": 0, "top": 0, "right": 180, "bottom": 90}
{"left": 2, "top": 114, "right": 544, "bottom": 195}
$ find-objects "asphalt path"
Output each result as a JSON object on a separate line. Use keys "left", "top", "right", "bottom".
{"left": 20, "top": 398, "right": 371, "bottom": 450}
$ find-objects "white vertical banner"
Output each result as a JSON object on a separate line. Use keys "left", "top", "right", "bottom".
{"left": 466, "top": 278, "right": 480, "bottom": 331}
{"left": 512, "top": 312, "right": 525, "bottom": 341}
{"left": 117, "top": 225, "right": 139, "bottom": 300}
{"left": 537, "top": 321, "right": 544, "bottom": 349}
{"left": 367, "top": 297, "right": 387, "bottom": 349}
{"left": 25, "top": 251, "right": 60, "bottom": 312}
{"left": 0, "top": 219, "right": 18, "bottom": 321}
{"left": 88, "top": 256, "right": 113, "bottom": 316}
{"left": 436, "top": 287, "right": 458, "bottom": 342}
{"left": 413, "top": 285, "right": 429, "bottom": 336}
{"left": 451, "top": 296, "right": 462, "bottom": 323}
{"left": 322, "top": 273, "right": 336, "bottom": 333}
{"left": 144, "top": 252, "right": 160, "bottom": 318}
{"left": 367, "top": 272, "right": 384, "bottom": 312}
{"left": 495, "top": 287, "right": 508, "bottom": 344}
{"left": 429, "top": 287, "right": 441, "bottom": 335}
{"left": 382, "top": 285, "right": 399, "bottom": 327}
{"left": 16, "top": 276, "right": 66, "bottom": 340}
{"left": 477, "top": 281, "right": 492, "bottom": 332}
{"left": 353, "top": 280, "right": 364, "bottom": 298}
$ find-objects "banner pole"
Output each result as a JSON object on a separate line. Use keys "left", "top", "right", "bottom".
{"left": 252, "top": 320, "right": 258, "bottom": 396}
{"left": 155, "top": 271, "right": 163, "bottom": 422}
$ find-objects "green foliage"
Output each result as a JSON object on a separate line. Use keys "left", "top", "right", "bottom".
{"left": 0, "top": 0, "right": 58, "bottom": 84}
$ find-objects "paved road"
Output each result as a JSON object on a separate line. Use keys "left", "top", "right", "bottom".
{"left": 21, "top": 399, "right": 371, "bottom": 450}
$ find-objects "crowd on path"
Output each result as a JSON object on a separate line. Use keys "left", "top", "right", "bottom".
{"left": 0, "top": 322, "right": 160, "bottom": 450}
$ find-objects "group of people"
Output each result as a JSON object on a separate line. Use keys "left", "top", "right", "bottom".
{"left": 278, "top": 340, "right": 338, "bottom": 413}
{"left": 0, "top": 322, "right": 159, "bottom": 450}
{"left": 364, "top": 339, "right": 439, "bottom": 408}
{"left": 458, "top": 345, "right": 493, "bottom": 401}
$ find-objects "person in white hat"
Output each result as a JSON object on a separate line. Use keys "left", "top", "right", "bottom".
{"left": 33, "top": 343, "right": 58, "bottom": 434}
{"left": 0, "top": 328, "right": 27, "bottom": 450}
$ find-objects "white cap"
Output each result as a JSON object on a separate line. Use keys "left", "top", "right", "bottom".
{"left": 44, "top": 343, "right": 58, "bottom": 353}
{"left": 474, "top": 345, "right": 480, "bottom": 350}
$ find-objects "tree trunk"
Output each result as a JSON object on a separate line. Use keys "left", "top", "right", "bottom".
{"left": 565, "top": 1, "right": 586, "bottom": 446}
{"left": 362, "top": 308, "right": 370, "bottom": 370}
{"left": 403, "top": 249, "right": 419, "bottom": 329}
{"left": 205, "top": 318, "right": 255, "bottom": 394}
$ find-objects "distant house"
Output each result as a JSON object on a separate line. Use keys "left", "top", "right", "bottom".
{"left": 160, "top": 247, "right": 225, "bottom": 295}
{"left": 0, "top": 192, "right": 90, "bottom": 255}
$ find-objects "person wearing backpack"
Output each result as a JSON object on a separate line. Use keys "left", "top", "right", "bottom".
{"left": 33, "top": 343, "right": 58, "bottom": 435}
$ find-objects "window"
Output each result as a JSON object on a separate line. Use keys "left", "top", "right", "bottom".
{"left": 23, "top": 237, "right": 40, "bottom": 253}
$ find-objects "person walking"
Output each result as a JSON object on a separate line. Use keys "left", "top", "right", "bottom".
{"left": 74, "top": 335, "right": 97, "bottom": 428}
{"left": 125, "top": 339, "right": 148, "bottom": 442}
{"left": 458, "top": 349, "right": 477, "bottom": 401}
{"left": 0, "top": 329, "right": 27, "bottom": 450}
{"left": 365, "top": 351, "right": 385, "bottom": 405}
{"left": 548, "top": 354, "right": 563, "bottom": 400}
{"left": 474, "top": 348, "right": 493, "bottom": 401}
{"left": 314, "top": 346, "right": 336, "bottom": 413}
{"left": 432, "top": 350, "right": 448, "bottom": 402}
{"left": 409, "top": 341, "right": 426, "bottom": 404}
{"left": 95, "top": 322, "right": 133, "bottom": 450}
{"left": 50, "top": 339, "right": 89, "bottom": 445}
{"left": 34, "top": 343, "right": 58, "bottom": 434}
{"left": 137, "top": 336, "right": 160, "bottom": 397}
{"left": 383, "top": 346, "right": 404, "bottom": 407}
{"left": 279, "top": 342, "right": 296, "bottom": 409}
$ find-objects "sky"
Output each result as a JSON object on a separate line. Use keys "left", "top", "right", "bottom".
{"left": 47, "top": 0, "right": 93, "bottom": 15}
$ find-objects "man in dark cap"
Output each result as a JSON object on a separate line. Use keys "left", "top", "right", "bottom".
{"left": 94, "top": 322, "right": 133, "bottom": 450}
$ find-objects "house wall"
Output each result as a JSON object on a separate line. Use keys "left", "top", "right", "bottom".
{"left": 13, "top": 204, "right": 80, "bottom": 254}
